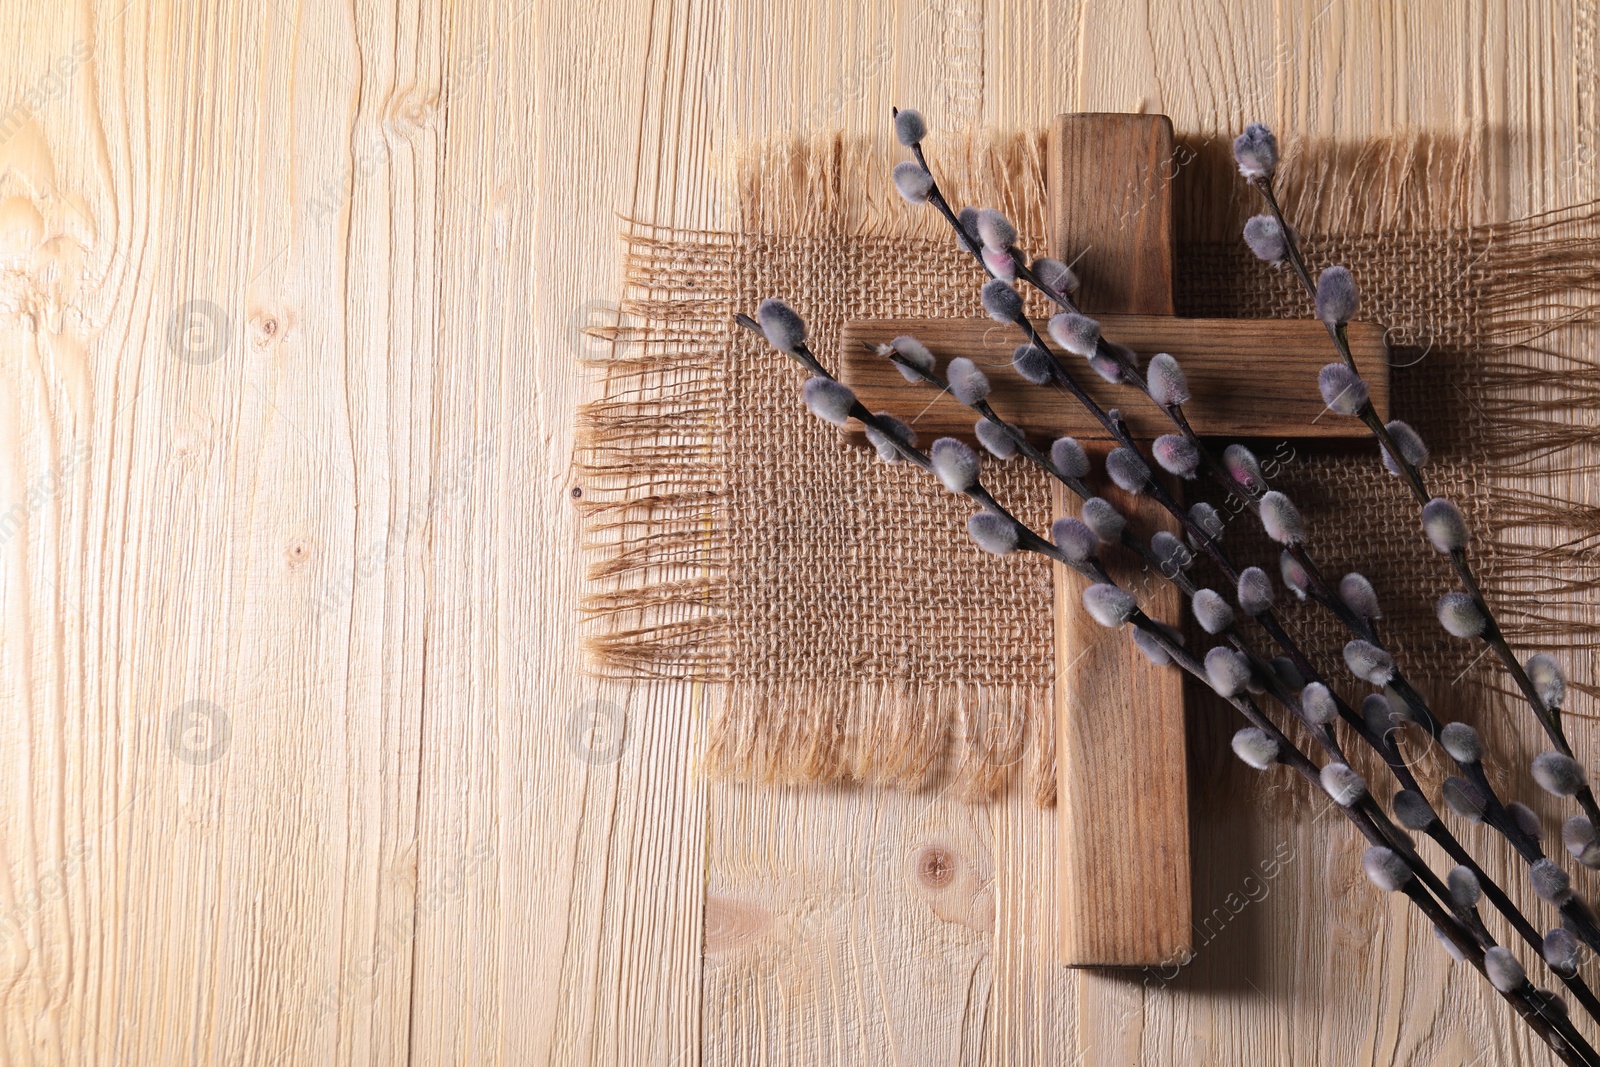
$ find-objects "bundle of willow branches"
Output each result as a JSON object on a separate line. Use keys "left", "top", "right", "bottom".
{"left": 735, "top": 110, "right": 1600, "bottom": 1063}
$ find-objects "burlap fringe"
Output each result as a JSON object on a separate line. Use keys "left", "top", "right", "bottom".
{"left": 1473, "top": 199, "right": 1600, "bottom": 700}
{"left": 578, "top": 129, "right": 1600, "bottom": 803}
{"left": 703, "top": 680, "right": 1056, "bottom": 805}
{"left": 575, "top": 225, "right": 734, "bottom": 679}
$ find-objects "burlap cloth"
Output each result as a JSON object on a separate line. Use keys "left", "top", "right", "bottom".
{"left": 578, "top": 130, "right": 1600, "bottom": 805}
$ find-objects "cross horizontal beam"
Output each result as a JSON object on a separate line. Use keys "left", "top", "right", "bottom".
{"left": 837, "top": 316, "right": 1390, "bottom": 444}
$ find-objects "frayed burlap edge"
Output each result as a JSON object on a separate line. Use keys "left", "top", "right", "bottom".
{"left": 576, "top": 130, "right": 1600, "bottom": 806}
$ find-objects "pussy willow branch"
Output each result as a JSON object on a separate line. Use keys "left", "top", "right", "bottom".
{"left": 886, "top": 343, "right": 1600, "bottom": 1020}
{"left": 1249, "top": 175, "right": 1600, "bottom": 832}
{"left": 744, "top": 315, "right": 1594, "bottom": 1062}
{"left": 875, "top": 343, "right": 1199, "bottom": 597}
{"left": 894, "top": 118, "right": 1600, "bottom": 952}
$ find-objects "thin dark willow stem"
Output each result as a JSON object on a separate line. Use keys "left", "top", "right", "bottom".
{"left": 750, "top": 306, "right": 1598, "bottom": 1061}
{"left": 878, "top": 343, "right": 1600, "bottom": 1019}
{"left": 1251, "top": 176, "right": 1600, "bottom": 833}
{"left": 752, "top": 307, "right": 1600, "bottom": 1062}
{"left": 891, "top": 132, "right": 1600, "bottom": 953}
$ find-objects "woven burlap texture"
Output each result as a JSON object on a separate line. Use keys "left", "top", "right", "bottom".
{"left": 578, "top": 130, "right": 1600, "bottom": 806}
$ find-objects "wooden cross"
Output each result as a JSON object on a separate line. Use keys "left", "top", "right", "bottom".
{"left": 837, "top": 113, "right": 1389, "bottom": 968}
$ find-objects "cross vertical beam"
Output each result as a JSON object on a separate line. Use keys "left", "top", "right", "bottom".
{"left": 834, "top": 112, "right": 1387, "bottom": 969}
{"left": 1049, "top": 114, "right": 1189, "bottom": 968}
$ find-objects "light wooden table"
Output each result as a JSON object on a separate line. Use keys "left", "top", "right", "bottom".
{"left": 0, "top": 0, "right": 1591, "bottom": 1062}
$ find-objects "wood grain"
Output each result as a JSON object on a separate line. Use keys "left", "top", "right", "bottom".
{"left": 1049, "top": 114, "right": 1177, "bottom": 316}
{"left": 837, "top": 316, "right": 1391, "bottom": 443}
{"left": 1053, "top": 469, "right": 1192, "bottom": 968}
{"left": 0, "top": 1, "right": 1586, "bottom": 1065}
{"left": 1043, "top": 113, "right": 1190, "bottom": 968}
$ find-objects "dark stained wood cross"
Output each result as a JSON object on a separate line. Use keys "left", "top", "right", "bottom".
{"left": 837, "top": 113, "right": 1389, "bottom": 968}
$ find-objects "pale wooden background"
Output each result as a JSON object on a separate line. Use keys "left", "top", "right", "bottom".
{"left": 0, "top": 0, "right": 1592, "bottom": 1063}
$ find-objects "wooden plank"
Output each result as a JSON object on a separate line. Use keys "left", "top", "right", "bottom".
{"left": 406, "top": 2, "right": 709, "bottom": 1066}
{"left": 1049, "top": 114, "right": 1177, "bottom": 316}
{"left": 837, "top": 316, "right": 1391, "bottom": 444}
{"left": 1052, "top": 473, "right": 1191, "bottom": 967}
{"left": 1043, "top": 113, "right": 1190, "bottom": 969}
{"left": 0, "top": 1, "right": 1579, "bottom": 1065}
{"left": 708, "top": 1, "right": 1572, "bottom": 1064}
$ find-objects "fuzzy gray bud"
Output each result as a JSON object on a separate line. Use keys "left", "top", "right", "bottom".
{"left": 1392, "top": 789, "right": 1436, "bottom": 831}
{"left": 1048, "top": 312, "right": 1101, "bottom": 357}
{"left": 975, "top": 209, "right": 1016, "bottom": 252}
{"left": 1436, "top": 592, "right": 1486, "bottom": 638}
{"left": 863, "top": 414, "right": 916, "bottom": 462}
{"left": 1362, "top": 846, "right": 1410, "bottom": 891}
{"left": 1231, "top": 727, "right": 1279, "bottom": 770}
{"left": 1563, "top": 815, "right": 1597, "bottom": 861}
{"left": 1232, "top": 123, "right": 1279, "bottom": 180}
{"left": 981, "top": 245, "right": 1017, "bottom": 282}
{"left": 889, "top": 335, "right": 935, "bottom": 380}
{"left": 1052, "top": 437, "right": 1090, "bottom": 480}
{"left": 1506, "top": 802, "right": 1543, "bottom": 844}
{"left": 1532, "top": 858, "right": 1574, "bottom": 905}
{"left": 1132, "top": 623, "right": 1180, "bottom": 667}
{"left": 1013, "top": 344, "right": 1055, "bottom": 385}
{"left": 1132, "top": 630, "right": 1167, "bottom": 665}
{"left": 1087, "top": 353, "right": 1123, "bottom": 382}
{"left": 1442, "top": 776, "right": 1487, "bottom": 823}
{"left": 892, "top": 161, "right": 933, "bottom": 204}
{"left": 1362, "top": 693, "right": 1396, "bottom": 737}
{"left": 1339, "top": 573, "right": 1382, "bottom": 620}
{"left": 1205, "top": 647, "right": 1252, "bottom": 698}
{"left": 1081, "top": 497, "right": 1125, "bottom": 543}
{"left": 974, "top": 419, "right": 1017, "bottom": 459}
{"left": 1270, "top": 657, "right": 1304, "bottom": 692}
{"left": 1532, "top": 752, "right": 1588, "bottom": 797}
{"left": 946, "top": 357, "right": 990, "bottom": 406}
{"left": 1545, "top": 929, "right": 1581, "bottom": 976}
{"left": 893, "top": 108, "right": 927, "bottom": 146}
{"left": 1447, "top": 865, "right": 1482, "bottom": 908}
{"left": 1223, "top": 444, "right": 1267, "bottom": 495}
{"left": 1147, "top": 353, "right": 1190, "bottom": 407}
{"left": 1236, "top": 566, "right": 1274, "bottom": 616}
{"left": 1422, "top": 498, "right": 1469, "bottom": 553}
{"left": 1433, "top": 927, "right": 1465, "bottom": 966}
{"left": 1280, "top": 550, "right": 1310, "bottom": 600}
{"left": 1300, "top": 682, "right": 1337, "bottom": 726}
{"left": 1434, "top": 925, "right": 1468, "bottom": 963}
{"left": 956, "top": 207, "right": 981, "bottom": 249}
{"left": 1343, "top": 639, "right": 1395, "bottom": 685}
{"left": 1318, "top": 363, "right": 1369, "bottom": 414}
{"left": 930, "top": 437, "right": 979, "bottom": 493}
{"left": 1189, "top": 502, "right": 1223, "bottom": 543}
{"left": 967, "top": 512, "right": 1019, "bottom": 556}
{"left": 1031, "top": 257, "right": 1080, "bottom": 297}
{"left": 1192, "top": 589, "right": 1235, "bottom": 635}
{"left": 1242, "top": 214, "right": 1287, "bottom": 262}
{"left": 1315, "top": 266, "right": 1360, "bottom": 326}
{"left": 757, "top": 298, "right": 807, "bottom": 353}
{"left": 981, "top": 279, "right": 1023, "bottom": 323}
{"left": 1153, "top": 435, "right": 1200, "bottom": 479}
{"left": 1381, "top": 420, "right": 1429, "bottom": 476}
{"left": 1083, "top": 584, "right": 1137, "bottom": 628}
{"left": 1106, "top": 448, "right": 1151, "bottom": 494}
{"left": 1527, "top": 653, "right": 1567, "bottom": 711}
{"left": 1322, "top": 762, "right": 1367, "bottom": 806}
{"left": 1259, "top": 491, "right": 1306, "bottom": 545}
{"left": 1440, "top": 722, "right": 1483, "bottom": 764}
{"left": 1052, "top": 517, "right": 1098, "bottom": 562}
{"left": 1484, "top": 948, "right": 1525, "bottom": 994}
{"left": 802, "top": 377, "right": 857, "bottom": 426}
{"left": 1151, "top": 531, "right": 1193, "bottom": 574}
